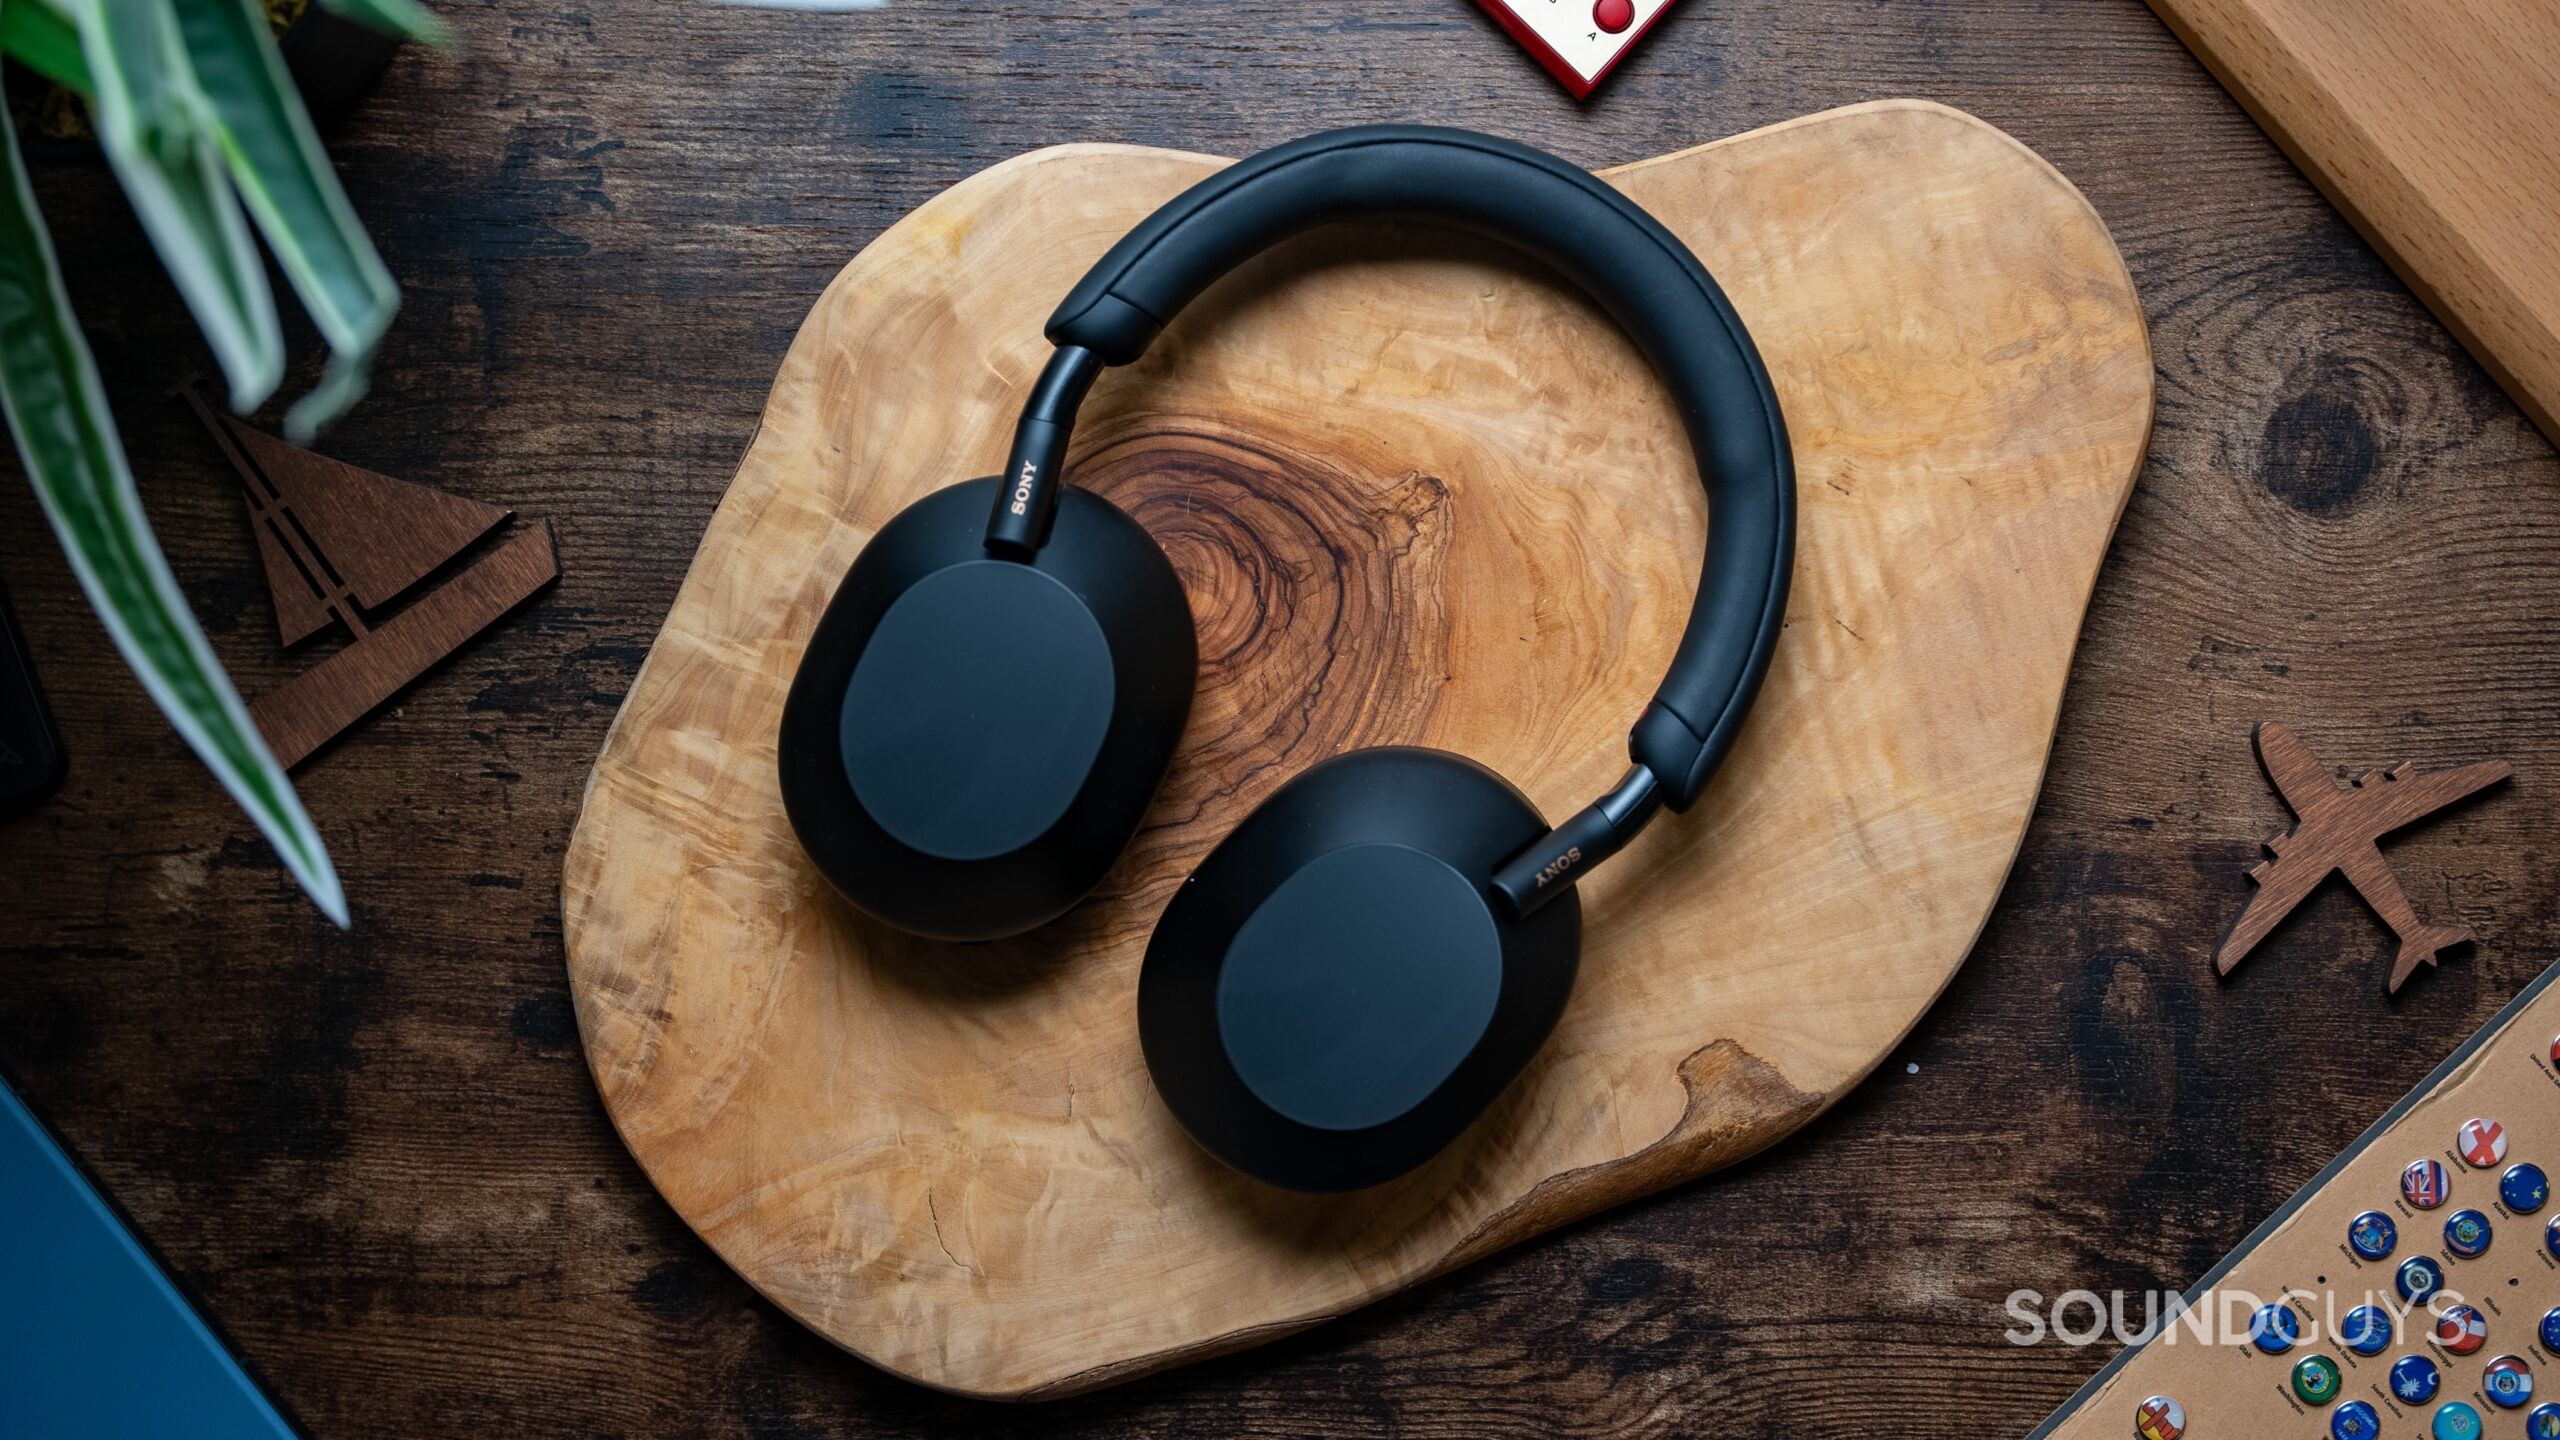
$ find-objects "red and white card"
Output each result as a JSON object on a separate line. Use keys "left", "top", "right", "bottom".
{"left": 1469, "top": 0, "right": 1679, "bottom": 99}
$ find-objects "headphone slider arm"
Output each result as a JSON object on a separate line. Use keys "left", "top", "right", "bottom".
{"left": 1490, "top": 764, "right": 1664, "bottom": 918}
{"left": 986, "top": 346, "right": 1103, "bottom": 556}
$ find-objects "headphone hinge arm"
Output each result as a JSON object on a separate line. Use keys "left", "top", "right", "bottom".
{"left": 986, "top": 345, "right": 1104, "bottom": 557}
{"left": 1490, "top": 763, "right": 1665, "bottom": 919}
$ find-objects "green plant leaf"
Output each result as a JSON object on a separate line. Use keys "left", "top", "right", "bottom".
{"left": 0, "top": 70, "right": 344, "bottom": 925}
{"left": 313, "top": 0, "right": 449, "bottom": 48}
{"left": 73, "top": 0, "right": 283, "bottom": 410}
{"left": 0, "top": 0, "right": 91, "bottom": 92}
{"left": 168, "top": 0, "right": 396, "bottom": 441}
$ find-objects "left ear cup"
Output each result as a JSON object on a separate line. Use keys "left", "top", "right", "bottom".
{"left": 779, "top": 478, "right": 1195, "bottom": 941}
{"left": 1138, "top": 747, "right": 1583, "bottom": 1192}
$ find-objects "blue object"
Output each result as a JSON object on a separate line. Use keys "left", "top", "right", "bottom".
{"left": 2547, "top": 1212, "right": 2560, "bottom": 1260}
{"left": 2343, "top": 1304, "right": 2393, "bottom": 1355}
{"left": 2250, "top": 1301, "right": 2301, "bottom": 1354}
{"left": 2348, "top": 1209, "right": 2398, "bottom": 1260}
{"left": 2395, "top": 1353, "right": 2443, "bottom": 1404}
{"left": 2400, "top": 1254, "right": 2447, "bottom": 1303}
{"left": 2527, "top": 1401, "right": 2560, "bottom": 1440}
{"left": 2544, "top": 1306, "right": 2560, "bottom": 1354}
{"left": 0, "top": 1078, "right": 294, "bottom": 1439}
{"left": 2447, "top": 1207, "right": 2494, "bottom": 1257}
{"left": 2332, "top": 1399, "right": 2381, "bottom": 1440}
{"left": 2506, "top": 1162, "right": 2551, "bottom": 1214}
{"left": 2432, "top": 1400, "right": 2482, "bottom": 1440}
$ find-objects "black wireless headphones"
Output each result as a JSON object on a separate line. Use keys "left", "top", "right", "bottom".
{"left": 779, "top": 126, "right": 1795, "bottom": 1192}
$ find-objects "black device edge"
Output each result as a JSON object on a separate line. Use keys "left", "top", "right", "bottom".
{"left": 0, "top": 582, "right": 65, "bottom": 810}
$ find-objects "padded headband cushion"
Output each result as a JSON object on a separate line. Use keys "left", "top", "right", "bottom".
{"left": 1043, "top": 125, "right": 1796, "bottom": 810}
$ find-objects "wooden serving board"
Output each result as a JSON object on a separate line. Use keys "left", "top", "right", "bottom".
{"left": 561, "top": 100, "right": 2153, "bottom": 1398}
{"left": 2146, "top": 0, "right": 2560, "bottom": 447}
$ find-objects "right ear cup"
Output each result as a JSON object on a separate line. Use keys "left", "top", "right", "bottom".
{"left": 779, "top": 478, "right": 1195, "bottom": 941}
{"left": 1137, "top": 747, "right": 1583, "bottom": 1191}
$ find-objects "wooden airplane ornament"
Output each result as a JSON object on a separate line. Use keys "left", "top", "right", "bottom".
{"left": 186, "top": 389, "right": 559, "bottom": 769}
{"left": 2215, "top": 722, "right": 2511, "bottom": 993}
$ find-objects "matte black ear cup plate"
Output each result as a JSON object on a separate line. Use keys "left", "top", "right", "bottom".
{"left": 1216, "top": 844, "right": 1504, "bottom": 1131}
{"left": 1139, "top": 748, "right": 1582, "bottom": 1192}
{"left": 779, "top": 479, "right": 1195, "bottom": 941}
{"left": 840, "top": 561, "right": 1116, "bottom": 861}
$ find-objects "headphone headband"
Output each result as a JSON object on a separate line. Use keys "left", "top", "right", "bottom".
{"left": 987, "top": 126, "right": 1793, "bottom": 895}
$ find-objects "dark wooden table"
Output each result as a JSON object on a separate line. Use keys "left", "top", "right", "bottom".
{"left": 5, "top": 1, "right": 2557, "bottom": 1434}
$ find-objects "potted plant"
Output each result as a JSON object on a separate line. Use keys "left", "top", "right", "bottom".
{"left": 12, "top": 0, "right": 408, "bottom": 141}
{"left": 0, "top": 0, "right": 446, "bottom": 925}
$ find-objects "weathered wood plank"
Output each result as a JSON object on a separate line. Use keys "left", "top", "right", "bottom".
{"left": 4, "top": 0, "right": 2558, "bottom": 1433}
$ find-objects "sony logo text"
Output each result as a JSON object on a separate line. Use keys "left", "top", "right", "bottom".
{"left": 1536, "top": 846, "right": 1583, "bottom": 887}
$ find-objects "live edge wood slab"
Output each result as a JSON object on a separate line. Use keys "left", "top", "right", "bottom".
{"left": 560, "top": 100, "right": 2154, "bottom": 1398}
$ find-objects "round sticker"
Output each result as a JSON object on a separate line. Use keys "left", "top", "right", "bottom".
{"left": 2436, "top": 1303, "right": 2490, "bottom": 1356}
{"left": 2433, "top": 1400, "right": 2483, "bottom": 1440}
{"left": 2344, "top": 1303, "right": 2394, "bottom": 1355}
{"left": 2486, "top": 1355, "right": 2536, "bottom": 1408}
{"left": 2527, "top": 1402, "right": 2560, "bottom": 1440}
{"left": 2349, "top": 1209, "right": 2399, "bottom": 1260}
{"left": 2394, "top": 1353, "right": 2443, "bottom": 1404}
{"left": 2460, "top": 1117, "right": 2510, "bottom": 1168}
{"left": 2401, "top": 1254, "right": 2447, "bottom": 1304}
{"left": 2408, "top": 1157, "right": 2454, "bottom": 1209}
{"left": 2252, "top": 1301, "right": 2303, "bottom": 1354}
{"left": 2447, "top": 1207, "right": 2494, "bottom": 1258}
{"left": 2294, "top": 1353, "right": 2343, "bottom": 1404}
{"left": 2134, "top": 1394, "right": 2185, "bottom": 1440}
{"left": 2332, "top": 1399, "right": 2381, "bottom": 1440}
{"left": 2507, "top": 1163, "right": 2552, "bottom": 1215}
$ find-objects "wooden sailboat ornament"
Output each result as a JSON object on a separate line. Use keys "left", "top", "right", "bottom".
{"left": 186, "top": 389, "right": 559, "bottom": 768}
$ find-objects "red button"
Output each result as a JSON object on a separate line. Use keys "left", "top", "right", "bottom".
{"left": 1594, "top": 0, "right": 1634, "bottom": 33}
